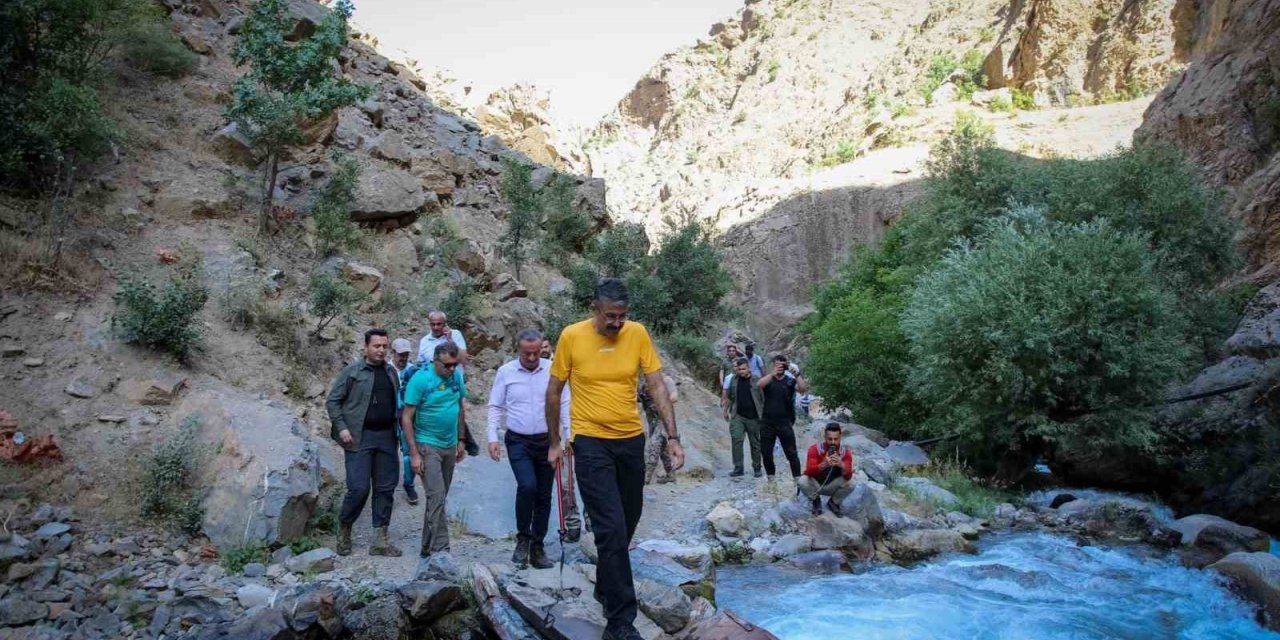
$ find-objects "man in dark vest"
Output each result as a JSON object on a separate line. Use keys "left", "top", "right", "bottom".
{"left": 723, "top": 357, "right": 764, "bottom": 478}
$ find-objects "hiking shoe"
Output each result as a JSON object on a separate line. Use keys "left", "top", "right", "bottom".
{"left": 811, "top": 497, "right": 823, "bottom": 516}
{"left": 603, "top": 624, "right": 644, "bottom": 640}
{"left": 336, "top": 522, "right": 353, "bottom": 556}
{"left": 656, "top": 474, "right": 675, "bottom": 484}
{"left": 404, "top": 483, "right": 419, "bottom": 506}
{"left": 512, "top": 537, "right": 531, "bottom": 568}
{"left": 753, "top": 469, "right": 763, "bottom": 478}
{"left": 369, "top": 527, "right": 402, "bottom": 557}
{"left": 529, "top": 543, "right": 554, "bottom": 570}
{"left": 728, "top": 469, "right": 745, "bottom": 478}
{"left": 827, "top": 497, "right": 844, "bottom": 517}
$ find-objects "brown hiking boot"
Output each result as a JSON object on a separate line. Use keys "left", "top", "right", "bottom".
{"left": 369, "top": 526, "right": 402, "bottom": 557}
{"left": 336, "top": 522, "right": 353, "bottom": 556}
{"left": 529, "top": 542, "right": 554, "bottom": 569}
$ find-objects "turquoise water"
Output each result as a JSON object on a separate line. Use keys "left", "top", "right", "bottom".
{"left": 717, "top": 532, "right": 1278, "bottom": 639}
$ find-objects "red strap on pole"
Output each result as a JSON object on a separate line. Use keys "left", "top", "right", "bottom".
{"left": 554, "top": 456, "right": 567, "bottom": 535}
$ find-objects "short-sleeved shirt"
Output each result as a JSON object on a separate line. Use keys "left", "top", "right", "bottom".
{"left": 403, "top": 365, "right": 467, "bottom": 448}
{"left": 417, "top": 329, "right": 467, "bottom": 365}
{"left": 747, "top": 354, "right": 765, "bottom": 378}
{"left": 550, "top": 319, "right": 662, "bottom": 440}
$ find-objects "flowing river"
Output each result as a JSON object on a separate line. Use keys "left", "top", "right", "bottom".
{"left": 717, "top": 532, "right": 1279, "bottom": 639}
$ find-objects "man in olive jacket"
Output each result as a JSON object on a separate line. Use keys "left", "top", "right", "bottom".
{"left": 722, "top": 357, "right": 765, "bottom": 477}
{"left": 325, "top": 328, "right": 403, "bottom": 557}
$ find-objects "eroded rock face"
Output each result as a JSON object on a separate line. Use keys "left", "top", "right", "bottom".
{"left": 176, "top": 386, "right": 321, "bottom": 547}
{"left": 1137, "top": 0, "right": 1280, "bottom": 276}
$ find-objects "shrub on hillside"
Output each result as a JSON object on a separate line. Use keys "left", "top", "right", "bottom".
{"left": 539, "top": 173, "right": 594, "bottom": 266}
{"left": 124, "top": 21, "right": 197, "bottom": 78}
{"left": 587, "top": 222, "right": 649, "bottom": 278}
{"left": 140, "top": 415, "right": 207, "bottom": 534}
{"left": 113, "top": 265, "right": 209, "bottom": 360}
{"left": 661, "top": 332, "right": 719, "bottom": 379}
{"left": 902, "top": 212, "right": 1191, "bottom": 468}
{"left": 308, "top": 271, "right": 363, "bottom": 335}
{"left": 311, "top": 154, "right": 364, "bottom": 258}
{"left": 647, "top": 219, "right": 733, "bottom": 334}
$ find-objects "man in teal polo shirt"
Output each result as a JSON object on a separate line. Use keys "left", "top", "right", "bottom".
{"left": 401, "top": 341, "right": 468, "bottom": 559}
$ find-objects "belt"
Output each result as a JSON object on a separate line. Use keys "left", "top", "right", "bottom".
{"left": 505, "top": 430, "right": 550, "bottom": 443}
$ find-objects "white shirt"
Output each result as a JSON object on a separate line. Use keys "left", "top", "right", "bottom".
{"left": 486, "top": 358, "right": 571, "bottom": 443}
{"left": 417, "top": 328, "right": 467, "bottom": 364}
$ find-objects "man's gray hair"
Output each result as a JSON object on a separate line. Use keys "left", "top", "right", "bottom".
{"left": 433, "top": 341, "right": 460, "bottom": 360}
{"left": 428, "top": 310, "right": 447, "bottom": 321}
{"left": 516, "top": 328, "right": 543, "bottom": 343}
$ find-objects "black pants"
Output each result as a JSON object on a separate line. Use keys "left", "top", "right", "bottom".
{"left": 761, "top": 421, "right": 802, "bottom": 478}
{"left": 339, "top": 428, "right": 398, "bottom": 528}
{"left": 506, "top": 431, "right": 554, "bottom": 544}
{"left": 574, "top": 434, "right": 645, "bottom": 629}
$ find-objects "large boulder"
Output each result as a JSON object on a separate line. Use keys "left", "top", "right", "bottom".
{"left": 894, "top": 477, "right": 959, "bottom": 508}
{"left": 1226, "top": 283, "right": 1280, "bottom": 359}
{"left": 839, "top": 482, "right": 885, "bottom": 538}
{"left": 683, "top": 609, "right": 781, "bottom": 640}
{"left": 396, "top": 581, "right": 465, "bottom": 623}
{"left": 1050, "top": 499, "right": 1179, "bottom": 546}
{"left": 883, "top": 529, "right": 975, "bottom": 563}
{"left": 1170, "top": 514, "right": 1270, "bottom": 567}
{"left": 705, "top": 503, "right": 747, "bottom": 539}
{"left": 1210, "top": 552, "right": 1280, "bottom": 631}
{"left": 808, "top": 513, "right": 869, "bottom": 556}
{"left": 505, "top": 565, "right": 664, "bottom": 640}
{"left": 177, "top": 386, "right": 321, "bottom": 547}
{"left": 351, "top": 161, "right": 427, "bottom": 222}
{"left": 885, "top": 442, "right": 929, "bottom": 469}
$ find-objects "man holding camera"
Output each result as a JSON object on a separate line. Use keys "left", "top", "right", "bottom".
{"left": 757, "top": 354, "right": 807, "bottom": 482}
{"left": 800, "top": 423, "right": 854, "bottom": 516}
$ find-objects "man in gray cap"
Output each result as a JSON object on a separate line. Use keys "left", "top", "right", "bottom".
{"left": 391, "top": 337, "right": 420, "bottom": 505}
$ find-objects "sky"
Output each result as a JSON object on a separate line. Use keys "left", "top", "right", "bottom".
{"left": 351, "top": 0, "right": 746, "bottom": 128}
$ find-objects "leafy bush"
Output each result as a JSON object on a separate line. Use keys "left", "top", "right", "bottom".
{"left": 539, "top": 173, "right": 593, "bottom": 266}
{"left": 220, "top": 544, "right": 269, "bottom": 573}
{"left": 645, "top": 220, "right": 733, "bottom": 334}
{"left": 1011, "top": 88, "right": 1036, "bottom": 110}
{"left": 804, "top": 116, "right": 1240, "bottom": 472}
{"left": 140, "top": 415, "right": 206, "bottom": 534}
{"left": 113, "top": 265, "right": 210, "bottom": 360}
{"left": 311, "top": 154, "right": 364, "bottom": 258}
{"left": 543, "top": 292, "right": 583, "bottom": 345}
{"left": 661, "top": 332, "right": 719, "bottom": 378}
{"left": 986, "top": 95, "right": 1012, "bottom": 112}
{"left": 288, "top": 536, "right": 322, "bottom": 555}
{"left": 902, "top": 211, "right": 1191, "bottom": 465}
{"left": 308, "top": 271, "right": 363, "bottom": 335}
{"left": 920, "top": 50, "right": 985, "bottom": 102}
{"left": 711, "top": 542, "right": 752, "bottom": 565}
{"left": 587, "top": 222, "right": 649, "bottom": 278}
{"left": 440, "top": 283, "right": 481, "bottom": 324}
{"left": 124, "top": 21, "right": 197, "bottom": 78}
{"left": 819, "top": 140, "right": 859, "bottom": 167}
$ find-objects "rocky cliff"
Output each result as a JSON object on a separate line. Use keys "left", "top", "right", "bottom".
{"left": 0, "top": 0, "right": 614, "bottom": 549}
{"left": 588, "top": 0, "right": 1189, "bottom": 343}
{"left": 1137, "top": 0, "right": 1280, "bottom": 281}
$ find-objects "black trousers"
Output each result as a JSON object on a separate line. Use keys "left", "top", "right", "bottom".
{"left": 506, "top": 431, "right": 554, "bottom": 544}
{"left": 339, "top": 428, "right": 398, "bottom": 528}
{"left": 573, "top": 434, "right": 645, "bottom": 629}
{"left": 761, "top": 420, "right": 802, "bottom": 477}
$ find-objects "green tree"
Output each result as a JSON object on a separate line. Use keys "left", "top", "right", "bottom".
{"left": 499, "top": 159, "right": 540, "bottom": 279}
{"left": 113, "top": 264, "right": 210, "bottom": 361}
{"left": 308, "top": 271, "right": 363, "bottom": 335}
{"left": 587, "top": 222, "right": 649, "bottom": 278}
{"left": 902, "top": 211, "right": 1191, "bottom": 476}
{"left": 227, "top": 0, "right": 367, "bottom": 236}
{"left": 539, "top": 173, "right": 593, "bottom": 266}
{"left": 311, "top": 154, "right": 363, "bottom": 258}
{"left": 647, "top": 219, "right": 733, "bottom": 333}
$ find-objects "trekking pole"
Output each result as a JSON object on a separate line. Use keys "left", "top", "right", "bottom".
{"left": 542, "top": 455, "right": 568, "bottom": 629}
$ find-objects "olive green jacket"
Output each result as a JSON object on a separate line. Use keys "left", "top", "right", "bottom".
{"left": 325, "top": 358, "right": 401, "bottom": 449}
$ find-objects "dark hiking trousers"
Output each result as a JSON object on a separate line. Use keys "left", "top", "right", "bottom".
{"left": 761, "top": 420, "right": 802, "bottom": 478}
{"left": 573, "top": 434, "right": 645, "bottom": 629}
{"left": 506, "top": 431, "right": 555, "bottom": 544}
{"left": 339, "top": 428, "right": 398, "bottom": 527}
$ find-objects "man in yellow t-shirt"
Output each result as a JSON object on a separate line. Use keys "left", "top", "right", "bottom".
{"left": 546, "top": 278, "right": 683, "bottom": 640}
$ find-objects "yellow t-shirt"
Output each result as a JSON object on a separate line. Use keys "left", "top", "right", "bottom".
{"left": 550, "top": 319, "right": 662, "bottom": 439}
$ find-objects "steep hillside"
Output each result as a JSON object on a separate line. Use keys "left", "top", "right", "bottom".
{"left": 589, "top": 0, "right": 1184, "bottom": 342}
{"left": 590, "top": 0, "right": 1183, "bottom": 235}
{"left": 0, "top": 0, "right": 617, "bottom": 549}
{"left": 1137, "top": 0, "right": 1280, "bottom": 281}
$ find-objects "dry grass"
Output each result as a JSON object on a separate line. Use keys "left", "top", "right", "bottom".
{"left": 0, "top": 232, "right": 106, "bottom": 296}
